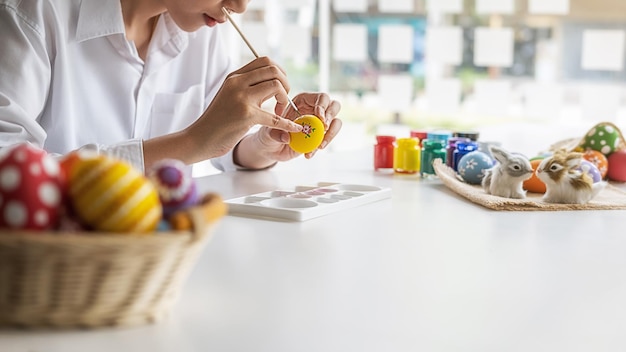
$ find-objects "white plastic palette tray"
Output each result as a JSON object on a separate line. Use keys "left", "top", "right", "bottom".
{"left": 225, "top": 182, "right": 391, "bottom": 221}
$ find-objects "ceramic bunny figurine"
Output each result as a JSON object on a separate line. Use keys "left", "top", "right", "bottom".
{"left": 482, "top": 146, "right": 533, "bottom": 199}
{"left": 536, "top": 150, "right": 606, "bottom": 204}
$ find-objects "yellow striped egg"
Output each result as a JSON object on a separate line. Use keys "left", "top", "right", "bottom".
{"left": 67, "top": 155, "right": 162, "bottom": 233}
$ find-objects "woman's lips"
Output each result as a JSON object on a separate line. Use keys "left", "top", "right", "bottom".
{"left": 204, "top": 14, "right": 218, "bottom": 27}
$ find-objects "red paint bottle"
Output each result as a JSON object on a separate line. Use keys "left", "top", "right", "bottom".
{"left": 374, "top": 135, "right": 396, "bottom": 171}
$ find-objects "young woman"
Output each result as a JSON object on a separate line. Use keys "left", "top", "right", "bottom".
{"left": 0, "top": 0, "right": 342, "bottom": 172}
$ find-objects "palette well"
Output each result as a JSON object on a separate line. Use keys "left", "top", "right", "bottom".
{"left": 225, "top": 182, "right": 391, "bottom": 221}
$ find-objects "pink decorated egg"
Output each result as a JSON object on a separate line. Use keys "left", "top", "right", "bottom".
{"left": 0, "top": 143, "right": 65, "bottom": 231}
{"left": 607, "top": 149, "right": 626, "bottom": 182}
{"left": 147, "top": 159, "right": 198, "bottom": 218}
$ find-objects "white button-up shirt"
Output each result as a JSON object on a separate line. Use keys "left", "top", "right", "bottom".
{"left": 0, "top": 0, "right": 238, "bottom": 172}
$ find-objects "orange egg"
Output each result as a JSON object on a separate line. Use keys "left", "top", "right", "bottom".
{"left": 523, "top": 158, "right": 546, "bottom": 193}
{"left": 59, "top": 150, "right": 100, "bottom": 182}
{"left": 582, "top": 149, "right": 608, "bottom": 179}
{"left": 59, "top": 152, "right": 80, "bottom": 181}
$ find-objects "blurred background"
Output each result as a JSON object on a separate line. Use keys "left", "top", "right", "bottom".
{"left": 196, "top": 0, "right": 626, "bottom": 175}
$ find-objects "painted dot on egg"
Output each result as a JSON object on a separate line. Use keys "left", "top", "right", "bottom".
{"left": 39, "top": 182, "right": 60, "bottom": 207}
{"left": 14, "top": 149, "right": 27, "bottom": 163}
{"left": 606, "top": 125, "right": 615, "bottom": 133}
{"left": 34, "top": 209, "right": 48, "bottom": 226}
{"left": 4, "top": 200, "right": 27, "bottom": 228}
{"left": 159, "top": 167, "right": 183, "bottom": 188}
{"left": 601, "top": 146, "right": 611, "bottom": 154}
{"left": 0, "top": 166, "right": 20, "bottom": 191}
{"left": 42, "top": 155, "right": 60, "bottom": 177}
{"left": 30, "top": 162, "right": 41, "bottom": 176}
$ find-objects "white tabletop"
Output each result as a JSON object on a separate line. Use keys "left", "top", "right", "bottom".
{"left": 3, "top": 148, "right": 626, "bottom": 352}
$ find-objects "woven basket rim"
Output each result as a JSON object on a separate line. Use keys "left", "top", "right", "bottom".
{"left": 0, "top": 229, "right": 195, "bottom": 246}
{"left": 0, "top": 193, "right": 227, "bottom": 244}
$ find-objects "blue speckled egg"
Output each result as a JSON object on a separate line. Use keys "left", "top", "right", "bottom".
{"left": 577, "top": 160, "right": 602, "bottom": 183}
{"left": 457, "top": 151, "right": 494, "bottom": 185}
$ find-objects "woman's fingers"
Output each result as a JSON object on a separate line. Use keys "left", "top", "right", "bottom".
{"left": 320, "top": 99, "right": 342, "bottom": 128}
{"left": 255, "top": 109, "right": 302, "bottom": 132}
{"left": 234, "top": 56, "right": 287, "bottom": 76}
{"left": 228, "top": 57, "right": 292, "bottom": 101}
{"left": 320, "top": 117, "right": 342, "bottom": 149}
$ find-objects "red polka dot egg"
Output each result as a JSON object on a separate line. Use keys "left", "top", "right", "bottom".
{"left": 0, "top": 143, "right": 65, "bottom": 231}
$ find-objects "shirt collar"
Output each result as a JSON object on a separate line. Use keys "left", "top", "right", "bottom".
{"left": 152, "top": 13, "right": 190, "bottom": 53}
{"left": 76, "top": 0, "right": 125, "bottom": 42}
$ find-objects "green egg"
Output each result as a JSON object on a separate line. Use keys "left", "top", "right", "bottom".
{"left": 580, "top": 124, "right": 621, "bottom": 156}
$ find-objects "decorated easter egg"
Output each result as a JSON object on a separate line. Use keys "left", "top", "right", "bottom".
{"left": 580, "top": 123, "right": 622, "bottom": 155}
{"left": 289, "top": 115, "right": 325, "bottom": 154}
{"left": 0, "top": 143, "right": 65, "bottom": 231}
{"left": 607, "top": 149, "right": 626, "bottom": 182}
{"left": 147, "top": 159, "right": 199, "bottom": 218}
{"left": 67, "top": 155, "right": 162, "bottom": 233}
{"left": 457, "top": 151, "right": 493, "bottom": 185}
{"left": 523, "top": 158, "right": 546, "bottom": 193}
{"left": 582, "top": 149, "right": 608, "bottom": 179}
{"left": 529, "top": 152, "right": 552, "bottom": 161}
{"left": 59, "top": 150, "right": 98, "bottom": 180}
{"left": 577, "top": 160, "right": 602, "bottom": 183}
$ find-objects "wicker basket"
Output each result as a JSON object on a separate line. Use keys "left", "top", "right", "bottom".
{"left": 548, "top": 121, "right": 626, "bottom": 153}
{"left": 0, "top": 194, "right": 226, "bottom": 329}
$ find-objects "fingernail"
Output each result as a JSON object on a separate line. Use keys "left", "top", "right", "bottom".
{"left": 320, "top": 141, "right": 328, "bottom": 149}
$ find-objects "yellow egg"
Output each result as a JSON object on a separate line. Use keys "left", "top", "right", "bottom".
{"left": 289, "top": 115, "right": 325, "bottom": 154}
{"left": 67, "top": 155, "right": 162, "bottom": 233}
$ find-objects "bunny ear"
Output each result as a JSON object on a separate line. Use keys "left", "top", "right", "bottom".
{"left": 489, "top": 146, "right": 510, "bottom": 164}
{"left": 565, "top": 153, "right": 582, "bottom": 169}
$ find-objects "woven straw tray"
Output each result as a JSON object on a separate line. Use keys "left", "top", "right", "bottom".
{"left": 433, "top": 159, "right": 626, "bottom": 211}
{"left": 0, "top": 194, "right": 226, "bottom": 329}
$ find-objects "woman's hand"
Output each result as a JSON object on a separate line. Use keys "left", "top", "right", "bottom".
{"left": 233, "top": 92, "right": 342, "bottom": 169}
{"left": 143, "top": 57, "right": 341, "bottom": 171}
{"left": 170, "top": 57, "right": 303, "bottom": 163}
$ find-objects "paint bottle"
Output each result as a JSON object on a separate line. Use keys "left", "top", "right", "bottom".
{"left": 427, "top": 130, "right": 452, "bottom": 146}
{"left": 410, "top": 130, "right": 428, "bottom": 147}
{"left": 420, "top": 139, "right": 446, "bottom": 177}
{"left": 446, "top": 137, "right": 470, "bottom": 169}
{"left": 453, "top": 131, "right": 480, "bottom": 141}
{"left": 374, "top": 135, "right": 396, "bottom": 171}
{"left": 393, "top": 137, "right": 420, "bottom": 174}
